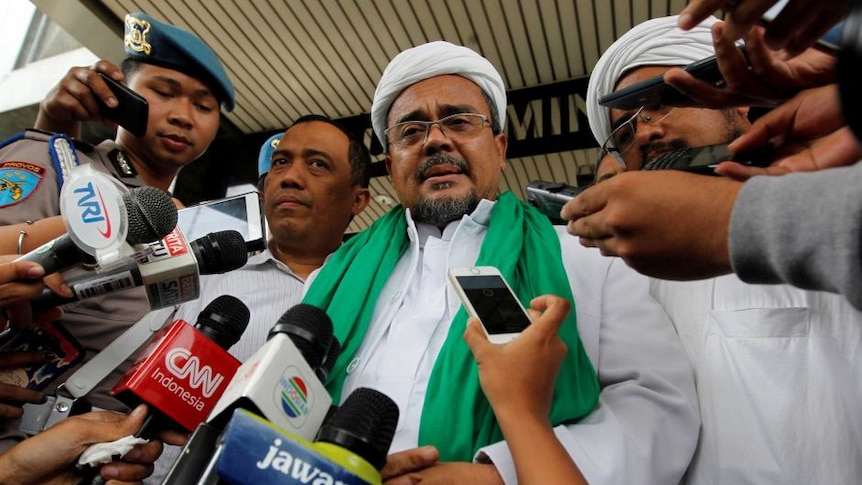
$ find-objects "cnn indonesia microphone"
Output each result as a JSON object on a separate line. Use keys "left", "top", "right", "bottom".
{"left": 215, "top": 387, "right": 399, "bottom": 485}
{"left": 77, "top": 295, "right": 251, "bottom": 484}
{"left": 161, "top": 303, "right": 340, "bottom": 484}
{"left": 111, "top": 294, "right": 250, "bottom": 436}
{"left": 16, "top": 175, "right": 178, "bottom": 274}
{"left": 30, "top": 229, "right": 248, "bottom": 311}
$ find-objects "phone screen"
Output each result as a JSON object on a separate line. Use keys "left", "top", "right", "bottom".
{"left": 177, "top": 193, "right": 265, "bottom": 251}
{"left": 455, "top": 275, "right": 532, "bottom": 334}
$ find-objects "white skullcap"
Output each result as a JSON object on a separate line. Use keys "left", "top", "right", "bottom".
{"left": 371, "top": 40, "right": 507, "bottom": 149}
{"left": 586, "top": 15, "right": 720, "bottom": 146}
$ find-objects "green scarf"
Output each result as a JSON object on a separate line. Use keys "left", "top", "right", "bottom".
{"left": 302, "top": 191, "right": 599, "bottom": 461}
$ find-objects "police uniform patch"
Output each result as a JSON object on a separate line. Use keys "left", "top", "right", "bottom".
{"left": 0, "top": 161, "right": 44, "bottom": 208}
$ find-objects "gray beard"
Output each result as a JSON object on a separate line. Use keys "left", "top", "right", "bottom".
{"left": 412, "top": 192, "right": 480, "bottom": 226}
{"left": 410, "top": 154, "right": 479, "bottom": 225}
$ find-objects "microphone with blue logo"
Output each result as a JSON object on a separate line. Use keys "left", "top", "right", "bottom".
{"left": 15, "top": 169, "right": 177, "bottom": 274}
{"left": 214, "top": 387, "right": 398, "bottom": 485}
{"left": 160, "top": 303, "right": 339, "bottom": 484}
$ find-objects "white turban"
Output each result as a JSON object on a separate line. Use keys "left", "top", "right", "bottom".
{"left": 586, "top": 15, "right": 720, "bottom": 146}
{"left": 371, "top": 41, "right": 507, "bottom": 149}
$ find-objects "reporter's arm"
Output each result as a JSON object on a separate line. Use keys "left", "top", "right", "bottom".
{"left": 678, "top": 0, "right": 849, "bottom": 54}
{"left": 0, "top": 217, "right": 67, "bottom": 255}
{"left": 730, "top": 162, "right": 862, "bottom": 309}
{"left": 664, "top": 22, "right": 836, "bottom": 109}
{"left": 34, "top": 61, "right": 125, "bottom": 137}
{"left": 464, "top": 295, "right": 587, "bottom": 485}
{"left": 0, "top": 405, "right": 159, "bottom": 485}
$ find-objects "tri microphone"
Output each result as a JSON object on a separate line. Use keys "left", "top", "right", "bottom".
{"left": 161, "top": 303, "right": 339, "bottom": 484}
{"left": 15, "top": 185, "right": 177, "bottom": 274}
{"left": 30, "top": 229, "right": 248, "bottom": 311}
{"left": 213, "top": 387, "right": 399, "bottom": 485}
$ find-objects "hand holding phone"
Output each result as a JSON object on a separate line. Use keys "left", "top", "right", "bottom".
{"left": 177, "top": 192, "right": 266, "bottom": 252}
{"left": 448, "top": 266, "right": 533, "bottom": 344}
{"left": 96, "top": 73, "right": 149, "bottom": 137}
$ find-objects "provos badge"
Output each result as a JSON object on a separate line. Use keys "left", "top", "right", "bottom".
{"left": 0, "top": 161, "right": 44, "bottom": 208}
{"left": 125, "top": 16, "right": 152, "bottom": 55}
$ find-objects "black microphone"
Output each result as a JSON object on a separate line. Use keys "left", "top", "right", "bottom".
{"left": 80, "top": 295, "right": 250, "bottom": 485}
{"left": 211, "top": 387, "right": 399, "bottom": 485}
{"left": 15, "top": 186, "right": 177, "bottom": 274}
{"left": 161, "top": 303, "right": 338, "bottom": 485}
{"left": 31, "top": 230, "right": 248, "bottom": 311}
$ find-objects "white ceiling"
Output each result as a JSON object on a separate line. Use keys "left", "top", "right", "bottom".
{"left": 34, "top": 0, "right": 694, "bottom": 232}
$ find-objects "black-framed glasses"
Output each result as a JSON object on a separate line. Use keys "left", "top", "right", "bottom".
{"left": 385, "top": 113, "right": 490, "bottom": 147}
{"left": 597, "top": 104, "right": 677, "bottom": 169}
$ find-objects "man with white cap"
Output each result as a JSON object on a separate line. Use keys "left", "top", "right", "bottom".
{"left": 302, "top": 40, "right": 699, "bottom": 484}
{"left": 574, "top": 15, "right": 862, "bottom": 484}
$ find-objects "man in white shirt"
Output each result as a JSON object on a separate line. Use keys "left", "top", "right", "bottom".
{"left": 580, "top": 15, "right": 862, "bottom": 484}
{"left": 302, "top": 40, "right": 699, "bottom": 485}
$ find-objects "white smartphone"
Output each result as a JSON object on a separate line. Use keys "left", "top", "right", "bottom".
{"left": 448, "top": 266, "right": 533, "bottom": 343}
{"left": 177, "top": 191, "right": 266, "bottom": 252}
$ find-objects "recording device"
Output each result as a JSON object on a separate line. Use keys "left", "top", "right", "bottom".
{"left": 448, "top": 266, "right": 533, "bottom": 344}
{"left": 177, "top": 191, "right": 266, "bottom": 252}
{"left": 15, "top": 185, "right": 177, "bottom": 275}
{"left": 109, "top": 294, "right": 249, "bottom": 435}
{"left": 525, "top": 180, "right": 584, "bottom": 223}
{"left": 161, "top": 303, "right": 339, "bottom": 484}
{"left": 96, "top": 73, "right": 149, "bottom": 137}
{"left": 206, "top": 303, "right": 338, "bottom": 435}
{"left": 78, "top": 295, "right": 249, "bottom": 485}
{"left": 213, "top": 388, "right": 399, "bottom": 485}
{"left": 599, "top": 5, "right": 842, "bottom": 111}
{"left": 641, "top": 142, "right": 775, "bottom": 174}
{"left": 598, "top": 45, "right": 749, "bottom": 111}
{"left": 30, "top": 229, "right": 248, "bottom": 312}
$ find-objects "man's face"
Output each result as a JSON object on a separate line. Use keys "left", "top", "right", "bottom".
{"left": 595, "top": 151, "right": 626, "bottom": 183}
{"left": 385, "top": 75, "right": 507, "bottom": 225}
{"left": 263, "top": 120, "right": 369, "bottom": 249}
{"left": 117, "top": 63, "right": 221, "bottom": 172}
{"left": 608, "top": 65, "right": 750, "bottom": 170}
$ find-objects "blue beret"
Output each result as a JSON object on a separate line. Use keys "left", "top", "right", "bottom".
{"left": 124, "top": 12, "right": 235, "bottom": 112}
{"left": 258, "top": 133, "right": 283, "bottom": 177}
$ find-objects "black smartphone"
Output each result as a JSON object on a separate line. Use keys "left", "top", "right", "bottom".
{"left": 598, "top": 45, "right": 748, "bottom": 110}
{"left": 525, "top": 180, "right": 584, "bottom": 223}
{"left": 97, "top": 73, "right": 149, "bottom": 137}
{"left": 0, "top": 321, "right": 85, "bottom": 391}
{"left": 177, "top": 191, "right": 267, "bottom": 252}
{"left": 642, "top": 142, "right": 775, "bottom": 174}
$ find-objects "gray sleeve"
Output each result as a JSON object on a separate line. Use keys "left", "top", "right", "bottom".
{"left": 729, "top": 163, "right": 862, "bottom": 309}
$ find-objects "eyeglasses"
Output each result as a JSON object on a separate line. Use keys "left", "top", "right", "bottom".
{"left": 385, "top": 113, "right": 491, "bottom": 147}
{"left": 598, "top": 104, "right": 677, "bottom": 168}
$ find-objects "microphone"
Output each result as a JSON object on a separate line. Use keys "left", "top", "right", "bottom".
{"left": 110, "top": 294, "right": 250, "bottom": 436}
{"left": 160, "top": 303, "right": 338, "bottom": 484}
{"left": 15, "top": 185, "right": 177, "bottom": 274}
{"left": 206, "top": 303, "right": 337, "bottom": 436}
{"left": 30, "top": 229, "right": 248, "bottom": 311}
{"left": 79, "top": 295, "right": 249, "bottom": 485}
{"left": 213, "top": 387, "right": 399, "bottom": 485}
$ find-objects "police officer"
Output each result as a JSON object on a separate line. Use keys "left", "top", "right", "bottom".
{"left": 0, "top": 13, "right": 234, "bottom": 481}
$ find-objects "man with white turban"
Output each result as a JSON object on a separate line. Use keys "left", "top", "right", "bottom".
{"left": 572, "top": 15, "right": 862, "bottom": 485}
{"left": 302, "top": 40, "right": 699, "bottom": 484}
